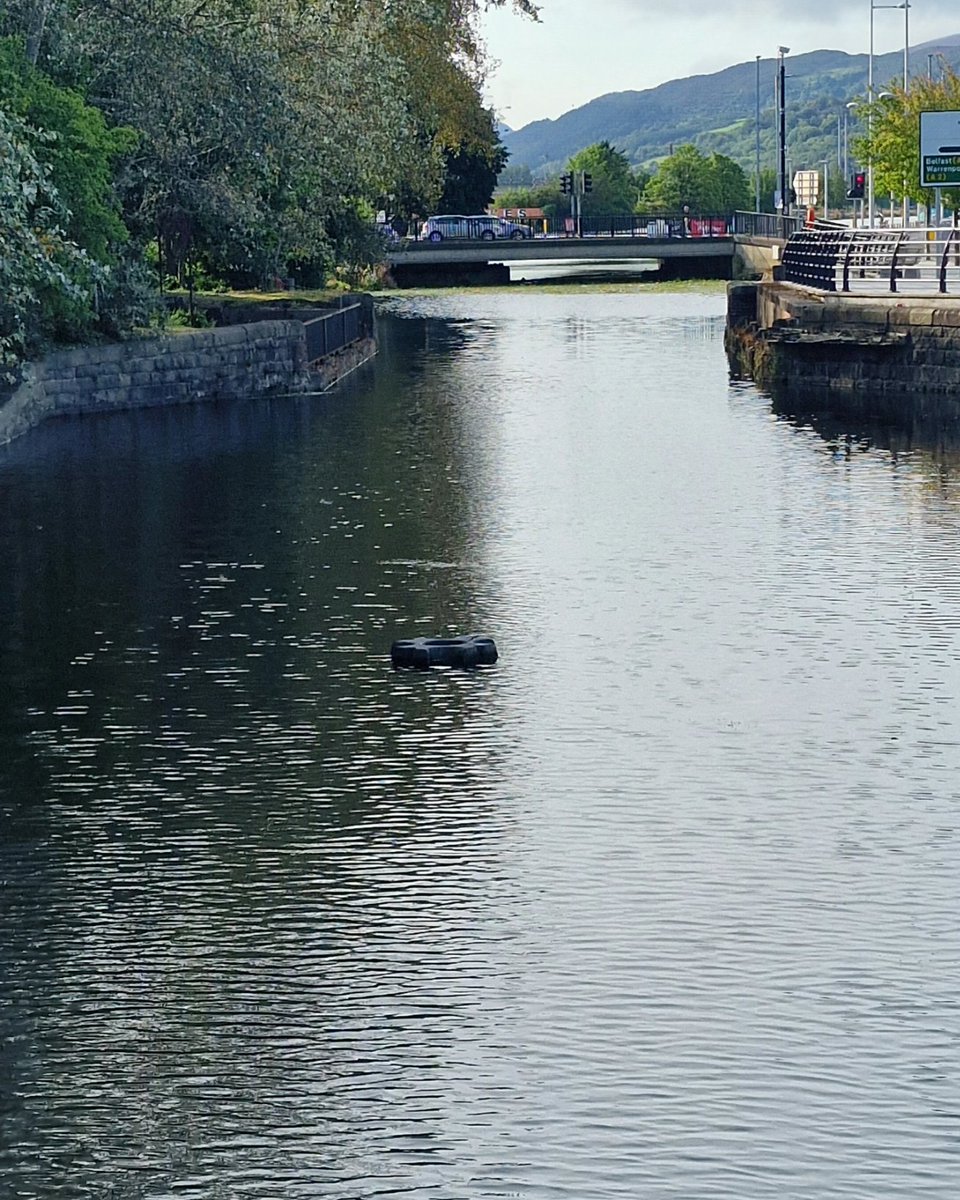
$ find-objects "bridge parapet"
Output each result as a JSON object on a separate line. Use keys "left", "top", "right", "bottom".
{"left": 407, "top": 210, "right": 734, "bottom": 242}
{"left": 731, "top": 211, "right": 804, "bottom": 241}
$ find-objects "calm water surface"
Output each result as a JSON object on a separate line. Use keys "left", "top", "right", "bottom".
{"left": 1, "top": 290, "right": 959, "bottom": 1199}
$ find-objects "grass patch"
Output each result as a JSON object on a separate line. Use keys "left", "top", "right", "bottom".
{"left": 374, "top": 279, "right": 729, "bottom": 297}
{"left": 164, "top": 286, "right": 348, "bottom": 306}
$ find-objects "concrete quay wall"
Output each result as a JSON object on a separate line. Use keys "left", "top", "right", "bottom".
{"left": 726, "top": 281, "right": 960, "bottom": 396}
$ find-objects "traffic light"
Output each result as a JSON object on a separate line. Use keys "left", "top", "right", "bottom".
{"left": 560, "top": 173, "right": 573, "bottom": 194}
{"left": 847, "top": 171, "right": 865, "bottom": 199}
{"left": 583, "top": 173, "right": 593, "bottom": 193}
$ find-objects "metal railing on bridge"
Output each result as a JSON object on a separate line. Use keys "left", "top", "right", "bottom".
{"left": 407, "top": 212, "right": 735, "bottom": 242}
{"left": 732, "top": 211, "right": 805, "bottom": 240}
{"left": 781, "top": 226, "right": 960, "bottom": 295}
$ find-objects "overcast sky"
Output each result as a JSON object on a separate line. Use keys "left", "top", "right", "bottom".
{"left": 481, "top": 1, "right": 960, "bottom": 128}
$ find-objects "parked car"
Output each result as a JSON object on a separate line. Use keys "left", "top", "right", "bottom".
{"left": 470, "top": 215, "right": 533, "bottom": 240}
{"left": 420, "top": 214, "right": 532, "bottom": 242}
{"left": 421, "top": 214, "right": 468, "bottom": 241}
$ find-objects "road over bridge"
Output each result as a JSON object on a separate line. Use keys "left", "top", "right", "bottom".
{"left": 384, "top": 213, "right": 798, "bottom": 286}
{"left": 386, "top": 233, "right": 736, "bottom": 285}
{"left": 387, "top": 234, "right": 735, "bottom": 266}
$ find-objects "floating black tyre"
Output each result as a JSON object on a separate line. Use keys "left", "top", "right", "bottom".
{"left": 391, "top": 634, "right": 498, "bottom": 670}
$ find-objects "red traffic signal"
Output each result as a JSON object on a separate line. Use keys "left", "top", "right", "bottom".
{"left": 847, "top": 171, "right": 865, "bottom": 199}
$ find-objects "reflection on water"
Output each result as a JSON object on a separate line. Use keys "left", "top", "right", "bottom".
{"left": 504, "top": 257, "right": 660, "bottom": 283}
{"left": 769, "top": 385, "right": 960, "bottom": 481}
{"left": 2, "top": 291, "right": 960, "bottom": 1199}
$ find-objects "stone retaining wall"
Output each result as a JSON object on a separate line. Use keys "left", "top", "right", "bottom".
{"left": 726, "top": 281, "right": 960, "bottom": 396}
{"left": 0, "top": 318, "right": 375, "bottom": 447}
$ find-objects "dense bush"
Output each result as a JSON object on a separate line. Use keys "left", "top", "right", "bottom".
{"left": 0, "top": 108, "right": 106, "bottom": 379}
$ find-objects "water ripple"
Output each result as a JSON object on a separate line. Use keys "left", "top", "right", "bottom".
{"left": 1, "top": 292, "right": 959, "bottom": 1198}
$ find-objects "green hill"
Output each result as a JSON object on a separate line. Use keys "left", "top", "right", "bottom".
{"left": 502, "top": 38, "right": 960, "bottom": 181}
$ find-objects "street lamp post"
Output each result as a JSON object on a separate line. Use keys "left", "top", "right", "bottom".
{"left": 755, "top": 55, "right": 761, "bottom": 212}
{"left": 777, "top": 46, "right": 790, "bottom": 217}
{"left": 822, "top": 159, "right": 830, "bottom": 221}
{"left": 869, "top": 1, "right": 911, "bottom": 228}
{"left": 903, "top": 1, "right": 910, "bottom": 228}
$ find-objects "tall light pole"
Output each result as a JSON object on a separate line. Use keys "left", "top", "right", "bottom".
{"left": 869, "top": 1, "right": 911, "bottom": 228}
{"left": 903, "top": 1, "right": 910, "bottom": 227}
{"left": 904, "top": 0, "right": 910, "bottom": 90}
{"left": 755, "top": 55, "right": 762, "bottom": 212}
{"left": 822, "top": 159, "right": 830, "bottom": 221}
{"left": 777, "top": 46, "right": 790, "bottom": 216}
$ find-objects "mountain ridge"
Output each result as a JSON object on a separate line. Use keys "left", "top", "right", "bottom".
{"left": 502, "top": 37, "right": 960, "bottom": 178}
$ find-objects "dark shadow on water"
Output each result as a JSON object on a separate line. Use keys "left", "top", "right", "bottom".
{"left": 767, "top": 383, "right": 960, "bottom": 465}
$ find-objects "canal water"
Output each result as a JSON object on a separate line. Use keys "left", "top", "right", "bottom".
{"left": 1, "top": 289, "right": 959, "bottom": 1200}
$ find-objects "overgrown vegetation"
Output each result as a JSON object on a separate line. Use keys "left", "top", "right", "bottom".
{"left": 0, "top": 2, "right": 536, "bottom": 371}
{"left": 0, "top": 106, "right": 106, "bottom": 379}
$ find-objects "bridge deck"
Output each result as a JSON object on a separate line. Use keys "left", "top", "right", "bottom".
{"left": 386, "top": 235, "right": 735, "bottom": 266}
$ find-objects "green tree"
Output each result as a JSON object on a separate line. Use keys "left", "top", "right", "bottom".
{"left": 0, "top": 107, "right": 103, "bottom": 377}
{"left": 853, "top": 69, "right": 960, "bottom": 211}
{"left": 705, "top": 152, "right": 751, "bottom": 211}
{"left": 643, "top": 144, "right": 713, "bottom": 209}
{"left": 568, "top": 141, "right": 639, "bottom": 214}
{"left": 2, "top": 0, "right": 541, "bottom": 285}
{"left": 438, "top": 122, "right": 509, "bottom": 212}
{"left": 642, "top": 144, "right": 750, "bottom": 211}
{"left": 0, "top": 37, "right": 135, "bottom": 260}
{"left": 758, "top": 167, "right": 778, "bottom": 213}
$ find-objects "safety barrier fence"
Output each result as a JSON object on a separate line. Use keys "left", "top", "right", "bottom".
{"left": 731, "top": 211, "right": 805, "bottom": 240}
{"left": 781, "top": 226, "right": 960, "bottom": 295}
{"left": 395, "top": 210, "right": 820, "bottom": 245}
{"left": 302, "top": 302, "right": 364, "bottom": 362}
{"left": 406, "top": 212, "right": 737, "bottom": 242}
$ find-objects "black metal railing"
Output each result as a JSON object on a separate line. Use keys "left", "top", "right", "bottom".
{"left": 780, "top": 226, "right": 960, "bottom": 295}
{"left": 407, "top": 212, "right": 735, "bottom": 242}
{"left": 566, "top": 212, "right": 733, "bottom": 239}
{"left": 302, "top": 302, "right": 364, "bottom": 362}
{"left": 732, "top": 211, "right": 805, "bottom": 240}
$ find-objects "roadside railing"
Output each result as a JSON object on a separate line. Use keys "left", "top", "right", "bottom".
{"left": 302, "top": 301, "right": 365, "bottom": 362}
{"left": 566, "top": 212, "right": 732, "bottom": 239}
{"left": 407, "top": 212, "right": 735, "bottom": 242}
{"left": 733, "top": 211, "right": 805, "bottom": 240}
{"left": 781, "top": 226, "right": 960, "bottom": 295}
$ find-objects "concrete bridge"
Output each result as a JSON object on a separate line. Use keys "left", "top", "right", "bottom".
{"left": 385, "top": 212, "right": 797, "bottom": 286}
{"left": 387, "top": 232, "right": 734, "bottom": 285}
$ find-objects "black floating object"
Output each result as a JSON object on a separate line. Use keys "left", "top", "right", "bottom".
{"left": 391, "top": 634, "right": 498, "bottom": 670}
